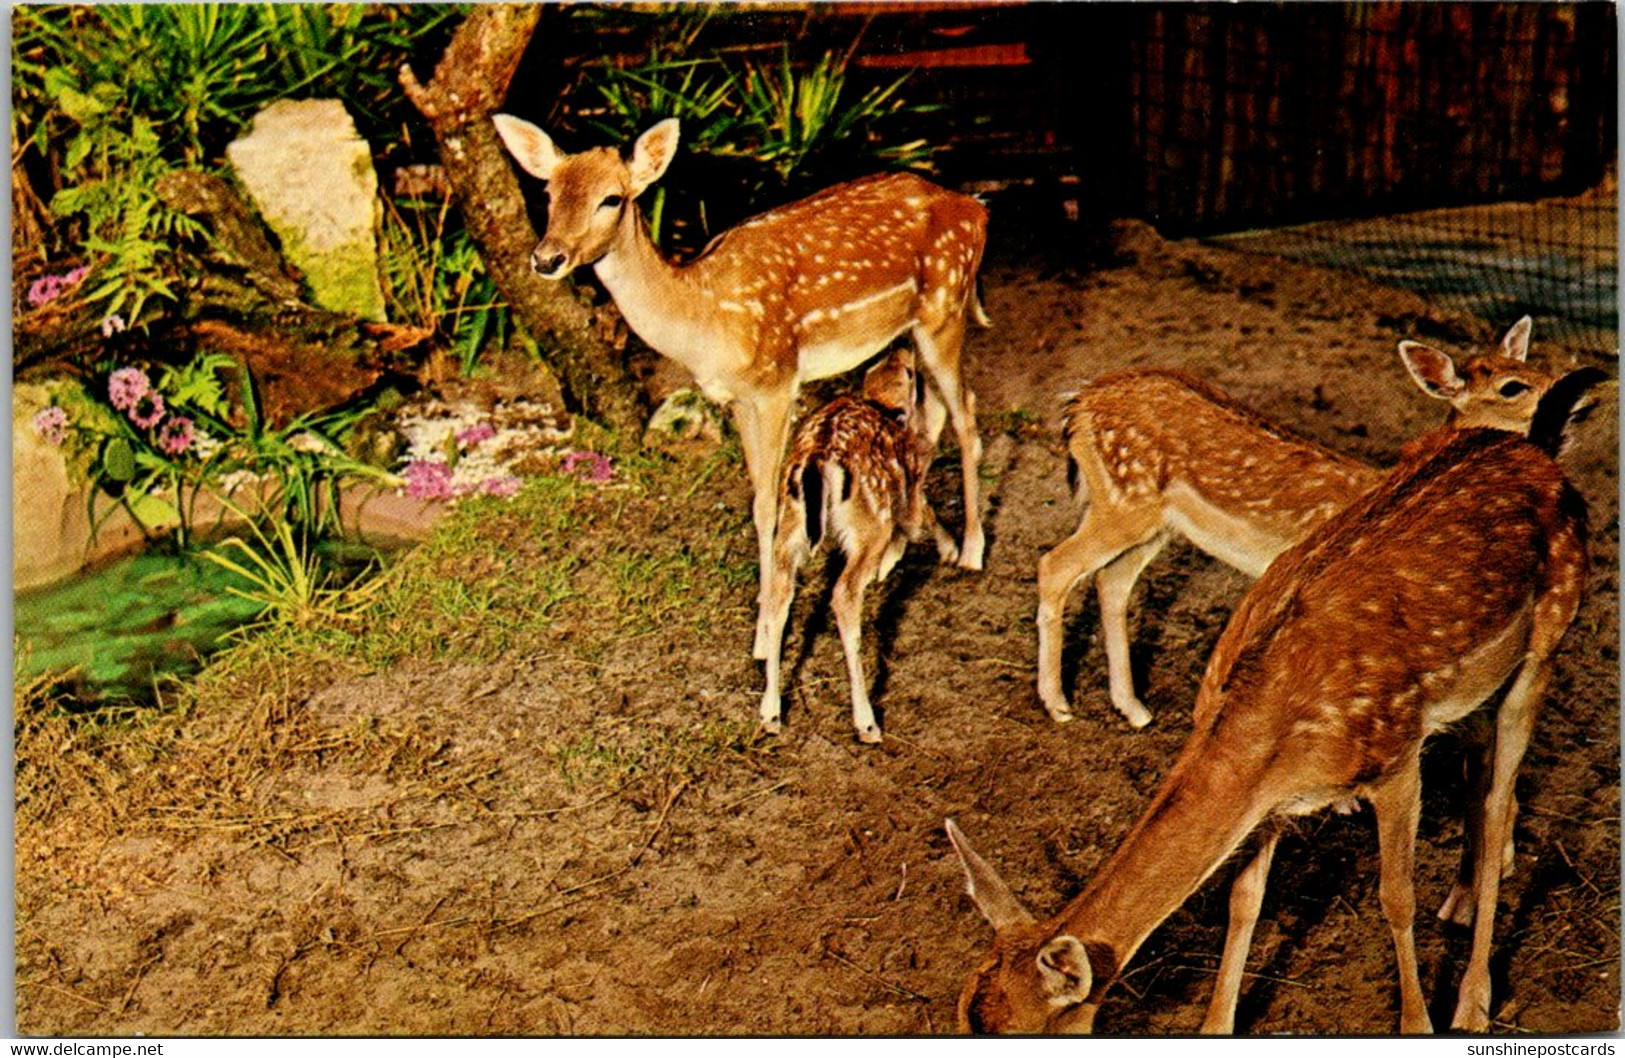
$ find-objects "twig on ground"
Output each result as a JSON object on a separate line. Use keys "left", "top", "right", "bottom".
{"left": 821, "top": 944, "right": 929, "bottom": 1003}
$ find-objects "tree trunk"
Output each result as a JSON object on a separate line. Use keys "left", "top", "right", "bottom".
{"left": 399, "top": 4, "right": 644, "bottom": 433}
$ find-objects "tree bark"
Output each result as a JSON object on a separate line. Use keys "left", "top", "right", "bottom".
{"left": 399, "top": 4, "right": 644, "bottom": 433}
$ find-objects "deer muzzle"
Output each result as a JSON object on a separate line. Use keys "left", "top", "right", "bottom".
{"left": 530, "top": 243, "right": 571, "bottom": 280}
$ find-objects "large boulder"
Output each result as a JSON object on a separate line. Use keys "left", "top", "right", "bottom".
{"left": 13, "top": 381, "right": 148, "bottom": 592}
{"left": 226, "top": 99, "right": 387, "bottom": 322}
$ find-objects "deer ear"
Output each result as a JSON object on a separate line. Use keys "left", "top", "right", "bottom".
{"left": 1036, "top": 936, "right": 1094, "bottom": 1005}
{"left": 627, "top": 118, "right": 681, "bottom": 196}
{"left": 493, "top": 115, "right": 563, "bottom": 181}
{"left": 946, "top": 819, "right": 1035, "bottom": 932}
{"left": 1499, "top": 316, "right": 1534, "bottom": 362}
{"left": 1399, "top": 341, "right": 1465, "bottom": 400}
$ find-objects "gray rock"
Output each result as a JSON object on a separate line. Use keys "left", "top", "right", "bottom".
{"left": 644, "top": 389, "right": 725, "bottom": 452}
{"left": 226, "top": 99, "right": 386, "bottom": 321}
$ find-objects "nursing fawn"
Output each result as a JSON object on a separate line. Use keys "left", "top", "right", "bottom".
{"left": 950, "top": 366, "right": 1606, "bottom": 1034}
{"left": 1037, "top": 318, "right": 1560, "bottom": 727}
{"left": 757, "top": 348, "right": 959, "bottom": 743}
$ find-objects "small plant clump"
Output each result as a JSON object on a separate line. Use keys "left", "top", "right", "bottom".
{"left": 30, "top": 351, "right": 392, "bottom": 551}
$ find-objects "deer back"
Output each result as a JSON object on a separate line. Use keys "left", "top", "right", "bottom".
{"left": 1062, "top": 370, "right": 1380, "bottom": 552}
{"left": 1196, "top": 425, "right": 1588, "bottom": 777}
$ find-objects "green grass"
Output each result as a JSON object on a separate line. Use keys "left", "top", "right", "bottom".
{"left": 213, "top": 444, "right": 762, "bottom": 676}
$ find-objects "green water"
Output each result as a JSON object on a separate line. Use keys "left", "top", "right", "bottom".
{"left": 15, "top": 543, "right": 386, "bottom": 704}
{"left": 15, "top": 551, "right": 265, "bottom": 703}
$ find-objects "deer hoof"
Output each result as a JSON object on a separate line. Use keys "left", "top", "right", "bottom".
{"left": 759, "top": 714, "right": 783, "bottom": 736}
{"left": 856, "top": 725, "right": 883, "bottom": 745}
{"left": 1117, "top": 701, "right": 1154, "bottom": 729}
{"left": 1043, "top": 703, "right": 1075, "bottom": 724}
{"left": 1436, "top": 884, "right": 1476, "bottom": 927}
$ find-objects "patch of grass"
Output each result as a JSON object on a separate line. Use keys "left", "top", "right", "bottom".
{"left": 988, "top": 406, "right": 1042, "bottom": 437}
{"left": 555, "top": 732, "right": 644, "bottom": 793}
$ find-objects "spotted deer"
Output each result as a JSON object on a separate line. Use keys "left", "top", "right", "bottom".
{"left": 492, "top": 116, "right": 990, "bottom": 663}
{"left": 948, "top": 366, "right": 1607, "bottom": 1035}
{"left": 757, "top": 347, "right": 959, "bottom": 743}
{"left": 1038, "top": 317, "right": 1561, "bottom": 728}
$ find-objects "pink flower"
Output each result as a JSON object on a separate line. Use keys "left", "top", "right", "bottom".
{"left": 481, "top": 475, "right": 522, "bottom": 497}
{"left": 31, "top": 407, "right": 69, "bottom": 446}
{"left": 101, "top": 315, "right": 127, "bottom": 337}
{"left": 128, "top": 390, "right": 166, "bottom": 430}
{"left": 403, "top": 460, "right": 456, "bottom": 501}
{"left": 25, "top": 266, "right": 89, "bottom": 308}
{"left": 560, "top": 450, "right": 614, "bottom": 484}
{"left": 456, "top": 422, "right": 497, "bottom": 447}
{"left": 27, "top": 276, "right": 64, "bottom": 308}
{"left": 157, "top": 416, "right": 195, "bottom": 455}
{"left": 108, "top": 367, "right": 150, "bottom": 411}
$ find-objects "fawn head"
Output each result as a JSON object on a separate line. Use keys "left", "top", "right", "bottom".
{"left": 860, "top": 347, "right": 924, "bottom": 426}
{"left": 1399, "top": 316, "right": 1556, "bottom": 434}
{"left": 493, "top": 115, "right": 681, "bottom": 279}
{"left": 946, "top": 820, "right": 1100, "bottom": 1034}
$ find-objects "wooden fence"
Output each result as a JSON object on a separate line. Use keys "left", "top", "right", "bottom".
{"left": 534, "top": 3, "right": 1616, "bottom": 233}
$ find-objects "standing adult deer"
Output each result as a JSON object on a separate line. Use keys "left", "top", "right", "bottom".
{"left": 492, "top": 116, "right": 990, "bottom": 660}
{"left": 948, "top": 366, "right": 1607, "bottom": 1035}
{"left": 1037, "top": 318, "right": 1562, "bottom": 727}
{"left": 757, "top": 346, "right": 959, "bottom": 744}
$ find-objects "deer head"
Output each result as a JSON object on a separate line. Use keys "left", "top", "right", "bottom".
{"left": 946, "top": 820, "right": 1100, "bottom": 1034}
{"left": 1399, "top": 316, "right": 1550, "bottom": 433}
{"left": 859, "top": 346, "right": 925, "bottom": 428}
{"left": 493, "top": 115, "right": 681, "bottom": 279}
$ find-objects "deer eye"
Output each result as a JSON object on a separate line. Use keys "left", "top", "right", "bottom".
{"left": 600, "top": 194, "right": 624, "bottom": 210}
{"left": 1498, "top": 379, "right": 1531, "bottom": 398}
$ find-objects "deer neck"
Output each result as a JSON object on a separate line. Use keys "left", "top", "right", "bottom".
{"left": 1053, "top": 738, "right": 1277, "bottom": 989}
{"left": 591, "top": 207, "right": 740, "bottom": 392}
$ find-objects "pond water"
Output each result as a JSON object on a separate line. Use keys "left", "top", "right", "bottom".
{"left": 15, "top": 543, "right": 386, "bottom": 706}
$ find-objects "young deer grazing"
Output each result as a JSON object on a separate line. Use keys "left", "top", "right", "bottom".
{"left": 948, "top": 366, "right": 1606, "bottom": 1035}
{"left": 492, "top": 116, "right": 990, "bottom": 664}
{"left": 1037, "top": 317, "right": 1560, "bottom": 728}
{"left": 757, "top": 348, "right": 959, "bottom": 743}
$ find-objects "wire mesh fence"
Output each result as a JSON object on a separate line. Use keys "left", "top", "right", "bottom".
{"left": 1210, "top": 184, "right": 1618, "bottom": 355}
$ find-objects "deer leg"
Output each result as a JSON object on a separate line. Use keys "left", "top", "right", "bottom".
{"left": 758, "top": 518, "right": 806, "bottom": 736}
{"left": 914, "top": 319, "right": 984, "bottom": 571}
{"left": 1201, "top": 825, "right": 1281, "bottom": 1034}
{"left": 833, "top": 534, "right": 889, "bottom": 744}
{"left": 1451, "top": 656, "right": 1549, "bottom": 1032}
{"left": 876, "top": 530, "right": 908, "bottom": 583}
{"left": 1095, "top": 534, "right": 1171, "bottom": 729}
{"left": 918, "top": 499, "right": 960, "bottom": 565}
{"left": 735, "top": 394, "right": 796, "bottom": 660}
{"left": 901, "top": 475, "right": 959, "bottom": 568}
{"left": 1035, "top": 508, "right": 1161, "bottom": 725}
{"left": 1368, "top": 752, "right": 1433, "bottom": 1034}
{"left": 1439, "top": 733, "right": 1520, "bottom": 927}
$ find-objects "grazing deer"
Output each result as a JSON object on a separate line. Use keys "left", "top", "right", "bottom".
{"left": 948, "top": 366, "right": 1606, "bottom": 1035}
{"left": 757, "top": 347, "right": 959, "bottom": 743}
{"left": 492, "top": 116, "right": 990, "bottom": 663}
{"left": 1037, "top": 317, "right": 1560, "bottom": 728}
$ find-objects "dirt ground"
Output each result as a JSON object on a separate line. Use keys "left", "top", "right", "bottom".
{"left": 15, "top": 199, "right": 1619, "bottom": 1037}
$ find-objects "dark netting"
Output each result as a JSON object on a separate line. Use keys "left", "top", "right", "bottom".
{"left": 1100, "top": 4, "right": 1618, "bottom": 355}
{"left": 1210, "top": 187, "right": 1617, "bottom": 354}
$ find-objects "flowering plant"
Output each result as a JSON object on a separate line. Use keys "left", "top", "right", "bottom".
{"left": 32, "top": 351, "right": 389, "bottom": 547}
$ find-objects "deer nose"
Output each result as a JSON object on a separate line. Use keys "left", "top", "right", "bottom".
{"left": 531, "top": 248, "right": 569, "bottom": 278}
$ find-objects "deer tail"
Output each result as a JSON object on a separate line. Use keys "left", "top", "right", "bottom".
{"left": 1528, "top": 367, "right": 1612, "bottom": 458}
{"left": 802, "top": 462, "right": 826, "bottom": 549}
{"left": 970, "top": 278, "right": 992, "bottom": 328}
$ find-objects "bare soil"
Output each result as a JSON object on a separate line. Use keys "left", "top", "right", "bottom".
{"left": 16, "top": 204, "right": 1619, "bottom": 1037}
